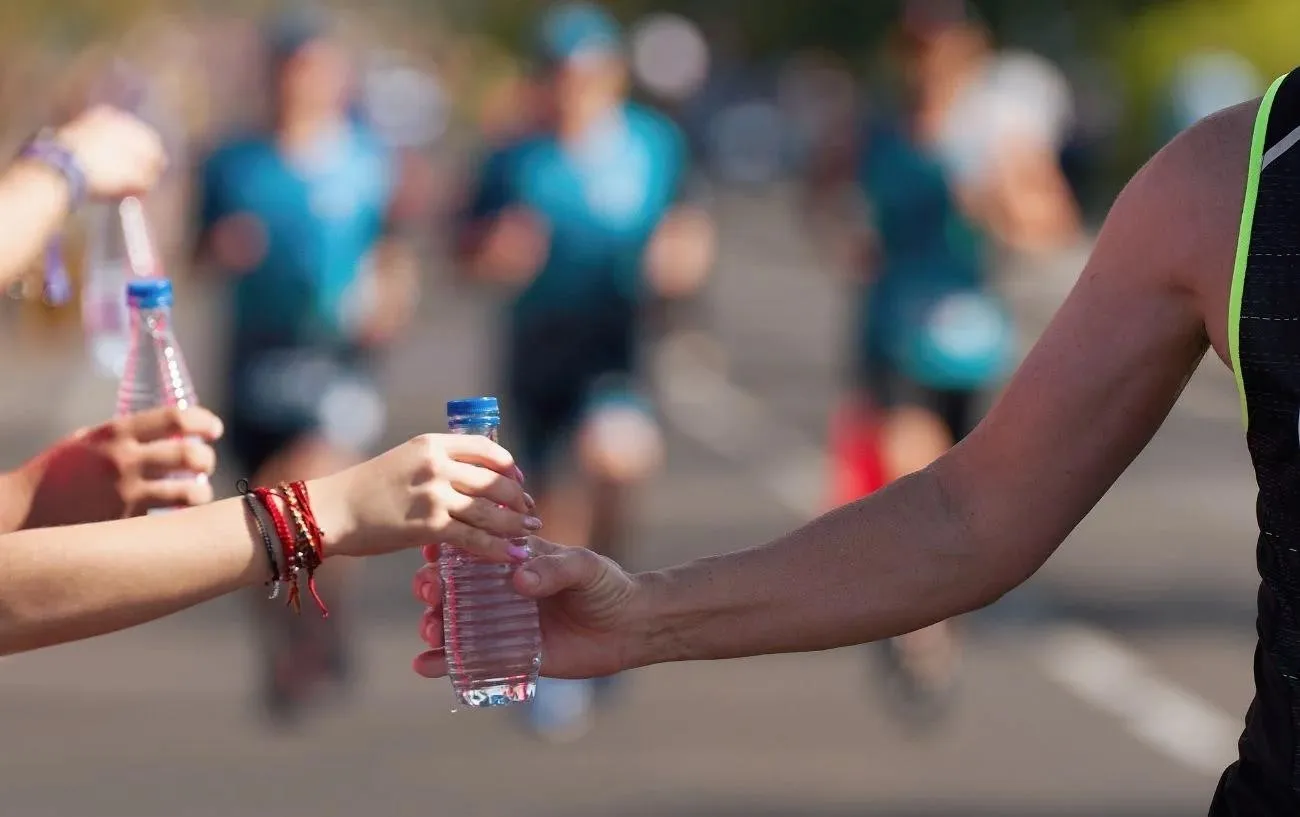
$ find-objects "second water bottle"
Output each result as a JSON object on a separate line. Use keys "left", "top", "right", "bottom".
{"left": 439, "top": 396, "right": 542, "bottom": 708}
{"left": 116, "top": 277, "right": 208, "bottom": 496}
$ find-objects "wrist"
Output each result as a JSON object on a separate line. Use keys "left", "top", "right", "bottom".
{"left": 19, "top": 130, "right": 87, "bottom": 208}
{"left": 623, "top": 569, "right": 690, "bottom": 669}
{"left": 0, "top": 458, "right": 42, "bottom": 533}
{"left": 303, "top": 473, "right": 358, "bottom": 560}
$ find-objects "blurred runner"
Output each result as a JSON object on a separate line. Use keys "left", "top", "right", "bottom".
{"left": 194, "top": 10, "right": 416, "bottom": 724}
{"left": 808, "top": 0, "right": 1079, "bottom": 731}
{"left": 454, "top": 2, "right": 713, "bottom": 742}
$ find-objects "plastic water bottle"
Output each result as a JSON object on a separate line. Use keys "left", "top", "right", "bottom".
{"left": 116, "top": 277, "right": 208, "bottom": 500}
{"left": 439, "top": 396, "right": 542, "bottom": 708}
{"left": 84, "top": 197, "right": 160, "bottom": 379}
{"left": 82, "top": 204, "right": 132, "bottom": 379}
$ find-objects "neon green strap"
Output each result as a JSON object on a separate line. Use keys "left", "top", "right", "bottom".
{"left": 1230, "top": 74, "right": 1286, "bottom": 431}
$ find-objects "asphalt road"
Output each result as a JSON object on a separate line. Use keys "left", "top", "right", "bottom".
{"left": 0, "top": 185, "right": 1258, "bottom": 816}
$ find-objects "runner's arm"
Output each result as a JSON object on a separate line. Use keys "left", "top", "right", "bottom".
{"left": 645, "top": 131, "right": 716, "bottom": 301}
{"left": 355, "top": 147, "right": 427, "bottom": 345}
{"left": 0, "top": 160, "right": 74, "bottom": 290}
{"left": 624, "top": 103, "right": 1246, "bottom": 667}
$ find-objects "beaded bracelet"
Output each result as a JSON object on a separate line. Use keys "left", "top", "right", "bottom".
{"left": 238, "top": 479, "right": 283, "bottom": 600}
{"left": 17, "top": 130, "right": 87, "bottom": 307}
{"left": 278, "top": 482, "right": 328, "bottom": 618}
{"left": 288, "top": 480, "right": 326, "bottom": 560}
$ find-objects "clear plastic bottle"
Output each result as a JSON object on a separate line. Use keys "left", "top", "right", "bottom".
{"left": 83, "top": 197, "right": 161, "bottom": 380}
{"left": 82, "top": 204, "right": 132, "bottom": 379}
{"left": 439, "top": 396, "right": 542, "bottom": 708}
{"left": 116, "top": 277, "right": 208, "bottom": 501}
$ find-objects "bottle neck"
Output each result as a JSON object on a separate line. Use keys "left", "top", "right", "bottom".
{"left": 448, "top": 417, "right": 501, "bottom": 439}
{"left": 129, "top": 305, "right": 174, "bottom": 332}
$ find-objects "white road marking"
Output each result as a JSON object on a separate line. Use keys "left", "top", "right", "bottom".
{"left": 1038, "top": 625, "right": 1239, "bottom": 775}
{"left": 655, "top": 339, "right": 1242, "bottom": 778}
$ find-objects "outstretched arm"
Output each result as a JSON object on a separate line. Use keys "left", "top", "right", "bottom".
{"left": 624, "top": 102, "right": 1245, "bottom": 667}
{"left": 413, "top": 102, "right": 1252, "bottom": 681}
{"left": 1, "top": 433, "right": 539, "bottom": 657}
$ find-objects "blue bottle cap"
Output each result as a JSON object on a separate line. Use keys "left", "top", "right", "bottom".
{"left": 126, "top": 277, "right": 173, "bottom": 309}
{"left": 446, "top": 396, "right": 500, "bottom": 419}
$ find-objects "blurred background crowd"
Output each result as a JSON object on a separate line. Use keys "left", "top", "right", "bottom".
{"left": 0, "top": 0, "right": 1281, "bottom": 815}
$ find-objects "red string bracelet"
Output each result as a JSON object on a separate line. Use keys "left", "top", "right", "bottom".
{"left": 278, "top": 482, "right": 328, "bottom": 618}
{"left": 288, "top": 480, "right": 326, "bottom": 561}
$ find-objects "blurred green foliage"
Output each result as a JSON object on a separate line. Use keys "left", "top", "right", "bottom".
{"left": 1118, "top": 0, "right": 1297, "bottom": 159}
{"left": 8, "top": 0, "right": 1297, "bottom": 188}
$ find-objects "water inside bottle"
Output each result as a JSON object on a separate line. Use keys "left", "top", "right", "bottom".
{"left": 440, "top": 544, "right": 541, "bottom": 707}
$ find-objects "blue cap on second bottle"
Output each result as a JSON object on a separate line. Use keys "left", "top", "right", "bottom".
{"left": 446, "top": 396, "right": 499, "bottom": 419}
{"left": 126, "top": 278, "right": 173, "bottom": 309}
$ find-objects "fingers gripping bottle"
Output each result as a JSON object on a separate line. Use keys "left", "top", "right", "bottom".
{"left": 439, "top": 396, "right": 542, "bottom": 707}
{"left": 116, "top": 278, "right": 208, "bottom": 508}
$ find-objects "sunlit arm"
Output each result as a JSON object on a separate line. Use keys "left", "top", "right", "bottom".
{"left": 0, "top": 160, "right": 73, "bottom": 291}
{"left": 626, "top": 103, "right": 1245, "bottom": 668}
{"left": 0, "top": 480, "right": 345, "bottom": 656}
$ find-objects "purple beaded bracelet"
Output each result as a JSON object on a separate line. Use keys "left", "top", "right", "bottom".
{"left": 18, "top": 131, "right": 88, "bottom": 306}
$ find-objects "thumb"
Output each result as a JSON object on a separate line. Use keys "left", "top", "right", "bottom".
{"left": 513, "top": 544, "right": 603, "bottom": 598}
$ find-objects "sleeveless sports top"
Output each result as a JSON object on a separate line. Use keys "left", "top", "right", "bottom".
{"left": 1218, "top": 68, "right": 1300, "bottom": 815}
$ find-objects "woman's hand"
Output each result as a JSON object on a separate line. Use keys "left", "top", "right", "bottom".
{"left": 311, "top": 434, "right": 541, "bottom": 562}
{"left": 19, "top": 406, "right": 221, "bottom": 528}
{"left": 54, "top": 106, "right": 166, "bottom": 201}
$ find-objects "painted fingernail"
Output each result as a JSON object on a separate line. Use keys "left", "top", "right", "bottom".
{"left": 513, "top": 465, "right": 526, "bottom": 483}
{"left": 524, "top": 516, "right": 543, "bottom": 531}
{"left": 523, "top": 492, "right": 537, "bottom": 511}
{"left": 508, "top": 543, "right": 531, "bottom": 561}
{"left": 420, "top": 583, "right": 438, "bottom": 604}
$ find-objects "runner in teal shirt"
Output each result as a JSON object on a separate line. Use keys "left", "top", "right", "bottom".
{"left": 456, "top": 2, "right": 713, "bottom": 743}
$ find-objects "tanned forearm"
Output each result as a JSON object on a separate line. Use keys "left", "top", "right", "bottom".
{"left": 630, "top": 465, "right": 1009, "bottom": 667}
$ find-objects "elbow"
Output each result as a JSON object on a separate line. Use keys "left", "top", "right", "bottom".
{"left": 927, "top": 458, "right": 1050, "bottom": 617}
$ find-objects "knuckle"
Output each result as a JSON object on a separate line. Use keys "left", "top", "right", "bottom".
{"left": 467, "top": 528, "right": 496, "bottom": 552}
{"left": 495, "top": 478, "right": 525, "bottom": 507}
{"left": 455, "top": 496, "right": 486, "bottom": 525}
{"left": 164, "top": 405, "right": 187, "bottom": 429}
{"left": 112, "top": 441, "right": 141, "bottom": 474}
{"left": 102, "top": 417, "right": 129, "bottom": 441}
{"left": 187, "top": 440, "right": 215, "bottom": 472}
{"left": 413, "top": 433, "right": 446, "bottom": 463}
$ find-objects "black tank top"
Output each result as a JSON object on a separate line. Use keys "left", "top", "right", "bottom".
{"left": 1217, "top": 67, "right": 1300, "bottom": 815}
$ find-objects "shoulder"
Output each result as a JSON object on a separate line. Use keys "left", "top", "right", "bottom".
{"left": 1097, "top": 96, "right": 1257, "bottom": 303}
